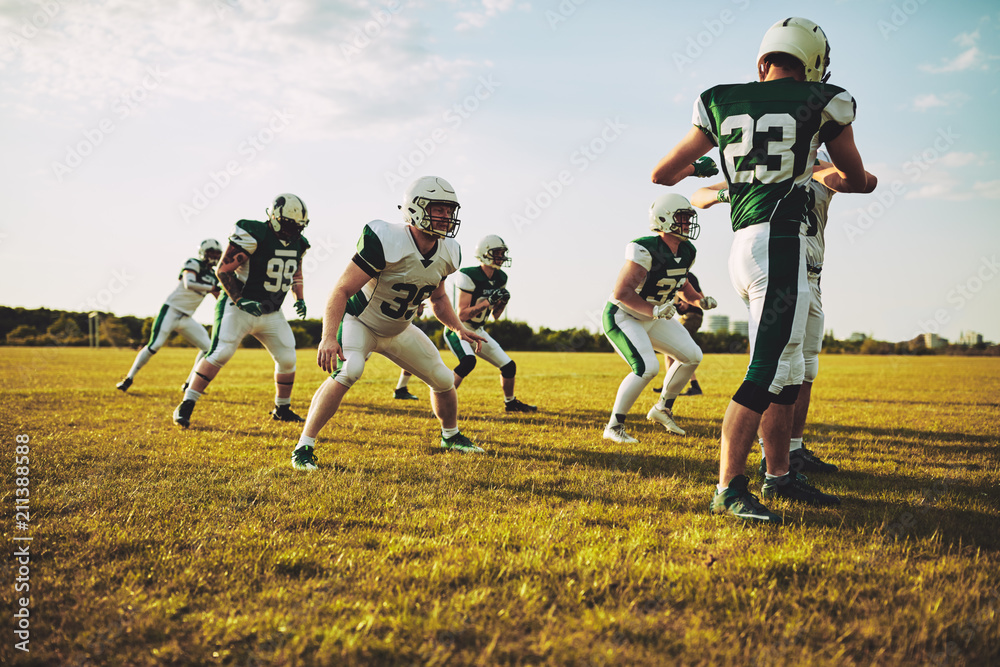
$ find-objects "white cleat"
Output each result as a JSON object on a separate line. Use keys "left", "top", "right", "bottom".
{"left": 602, "top": 424, "right": 638, "bottom": 444}
{"left": 647, "top": 405, "right": 686, "bottom": 436}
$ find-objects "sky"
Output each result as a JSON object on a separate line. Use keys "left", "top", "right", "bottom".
{"left": 3, "top": 0, "right": 999, "bottom": 344}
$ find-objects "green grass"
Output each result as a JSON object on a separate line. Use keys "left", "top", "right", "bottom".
{"left": 1, "top": 348, "right": 998, "bottom": 666}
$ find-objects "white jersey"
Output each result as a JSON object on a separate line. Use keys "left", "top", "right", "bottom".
{"left": 163, "top": 258, "right": 218, "bottom": 315}
{"left": 804, "top": 180, "right": 835, "bottom": 271}
{"left": 347, "top": 219, "right": 461, "bottom": 337}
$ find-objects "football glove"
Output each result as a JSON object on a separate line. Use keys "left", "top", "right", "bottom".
{"left": 486, "top": 289, "right": 507, "bottom": 306}
{"left": 652, "top": 302, "right": 676, "bottom": 319}
{"left": 294, "top": 299, "right": 307, "bottom": 319}
{"left": 716, "top": 189, "right": 730, "bottom": 203}
{"left": 692, "top": 156, "right": 719, "bottom": 178}
{"left": 493, "top": 288, "right": 511, "bottom": 306}
{"left": 698, "top": 296, "right": 718, "bottom": 310}
{"left": 236, "top": 298, "right": 264, "bottom": 317}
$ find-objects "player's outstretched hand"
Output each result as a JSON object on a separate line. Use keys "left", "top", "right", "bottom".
{"left": 457, "top": 326, "right": 487, "bottom": 354}
{"left": 652, "top": 302, "right": 676, "bottom": 319}
{"left": 294, "top": 299, "right": 307, "bottom": 319}
{"left": 699, "top": 296, "right": 718, "bottom": 310}
{"left": 692, "top": 156, "right": 718, "bottom": 178}
{"left": 316, "top": 336, "right": 345, "bottom": 374}
{"left": 237, "top": 298, "right": 264, "bottom": 317}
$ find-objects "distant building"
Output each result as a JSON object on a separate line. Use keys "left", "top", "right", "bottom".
{"left": 707, "top": 315, "right": 729, "bottom": 334}
{"left": 730, "top": 320, "right": 749, "bottom": 337}
{"left": 848, "top": 332, "right": 867, "bottom": 343}
{"left": 958, "top": 331, "right": 984, "bottom": 346}
{"left": 924, "top": 333, "right": 946, "bottom": 349}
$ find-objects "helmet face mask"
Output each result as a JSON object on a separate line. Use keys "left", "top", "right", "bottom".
{"left": 649, "top": 193, "right": 700, "bottom": 241}
{"left": 757, "top": 17, "right": 831, "bottom": 83}
{"left": 474, "top": 234, "right": 511, "bottom": 268}
{"left": 401, "top": 176, "right": 461, "bottom": 239}
{"left": 267, "top": 194, "right": 309, "bottom": 243}
{"left": 199, "top": 239, "right": 223, "bottom": 267}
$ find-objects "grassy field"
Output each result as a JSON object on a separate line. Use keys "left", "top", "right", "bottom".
{"left": 1, "top": 347, "right": 998, "bottom": 666}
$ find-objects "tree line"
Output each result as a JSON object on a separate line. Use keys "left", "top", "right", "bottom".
{"left": 1, "top": 306, "right": 996, "bottom": 356}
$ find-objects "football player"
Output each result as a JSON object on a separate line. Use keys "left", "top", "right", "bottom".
{"left": 601, "top": 193, "right": 718, "bottom": 443}
{"left": 652, "top": 18, "right": 875, "bottom": 522}
{"left": 172, "top": 194, "right": 311, "bottom": 428}
{"left": 446, "top": 235, "right": 537, "bottom": 413}
{"left": 116, "top": 239, "right": 222, "bottom": 391}
{"left": 691, "top": 151, "right": 876, "bottom": 476}
{"left": 290, "top": 176, "right": 487, "bottom": 471}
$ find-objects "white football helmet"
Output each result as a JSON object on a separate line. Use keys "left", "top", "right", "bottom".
{"left": 198, "top": 238, "right": 222, "bottom": 266}
{"left": 650, "top": 193, "right": 699, "bottom": 241}
{"left": 267, "top": 193, "right": 309, "bottom": 243}
{"left": 400, "top": 176, "right": 460, "bottom": 238}
{"left": 757, "top": 17, "right": 831, "bottom": 83}
{"left": 474, "top": 234, "right": 511, "bottom": 268}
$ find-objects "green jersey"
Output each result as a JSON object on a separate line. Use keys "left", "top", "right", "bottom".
{"left": 228, "top": 219, "right": 310, "bottom": 312}
{"left": 610, "top": 235, "right": 696, "bottom": 321}
{"left": 453, "top": 265, "right": 508, "bottom": 329}
{"left": 693, "top": 78, "right": 855, "bottom": 235}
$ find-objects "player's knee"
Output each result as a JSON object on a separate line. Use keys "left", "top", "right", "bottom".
{"left": 636, "top": 358, "right": 659, "bottom": 381}
{"left": 427, "top": 363, "right": 455, "bottom": 393}
{"left": 732, "top": 380, "right": 772, "bottom": 414}
{"left": 803, "top": 356, "right": 819, "bottom": 383}
{"left": 454, "top": 355, "right": 478, "bottom": 378}
{"left": 206, "top": 344, "right": 236, "bottom": 367}
{"left": 274, "top": 354, "right": 296, "bottom": 374}
{"left": 499, "top": 360, "right": 516, "bottom": 379}
{"left": 333, "top": 354, "right": 366, "bottom": 388}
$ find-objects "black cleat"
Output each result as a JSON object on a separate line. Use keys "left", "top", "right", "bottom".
{"left": 271, "top": 404, "right": 305, "bottom": 422}
{"left": 761, "top": 446, "right": 840, "bottom": 475}
{"left": 173, "top": 399, "right": 195, "bottom": 428}
{"left": 393, "top": 387, "right": 419, "bottom": 400}
{"left": 505, "top": 398, "right": 537, "bottom": 413}
{"left": 762, "top": 471, "right": 841, "bottom": 506}
{"left": 116, "top": 377, "right": 133, "bottom": 392}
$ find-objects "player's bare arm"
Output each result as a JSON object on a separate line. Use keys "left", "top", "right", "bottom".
{"left": 822, "top": 125, "right": 875, "bottom": 193}
{"left": 456, "top": 290, "right": 489, "bottom": 321}
{"left": 215, "top": 243, "right": 250, "bottom": 301}
{"left": 316, "top": 261, "right": 372, "bottom": 373}
{"left": 611, "top": 261, "right": 655, "bottom": 319}
{"left": 813, "top": 156, "right": 878, "bottom": 194}
{"left": 430, "top": 280, "right": 486, "bottom": 352}
{"left": 678, "top": 280, "right": 704, "bottom": 306}
{"left": 651, "top": 127, "right": 714, "bottom": 186}
{"left": 291, "top": 263, "right": 305, "bottom": 301}
{"left": 691, "top": 181, "right": 729, "bottom": 209}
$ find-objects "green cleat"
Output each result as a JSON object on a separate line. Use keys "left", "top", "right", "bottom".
{"left": 440, "top": 432, "right": 484, "bottom": 453}
{"left": 760, "top": 445, "right": 840, "bottom": 475}
{"left": 394, "top": 387, "right": 419, "bottom": 400}
{"left": 291, "top": 446, "right": 318, "bottom": 471}
{"left": 505, "top": 398, "right": 537, "bottom": 413}
{"left": 710, "top": 475, "right": 783, "bottom": 524}
{"left": 762, "top": 471, "right": 841, "bottom": 506}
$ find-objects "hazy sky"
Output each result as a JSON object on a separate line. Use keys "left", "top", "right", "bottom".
{"left": 4, "top": 0, "right": 999, "bottom": 343}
